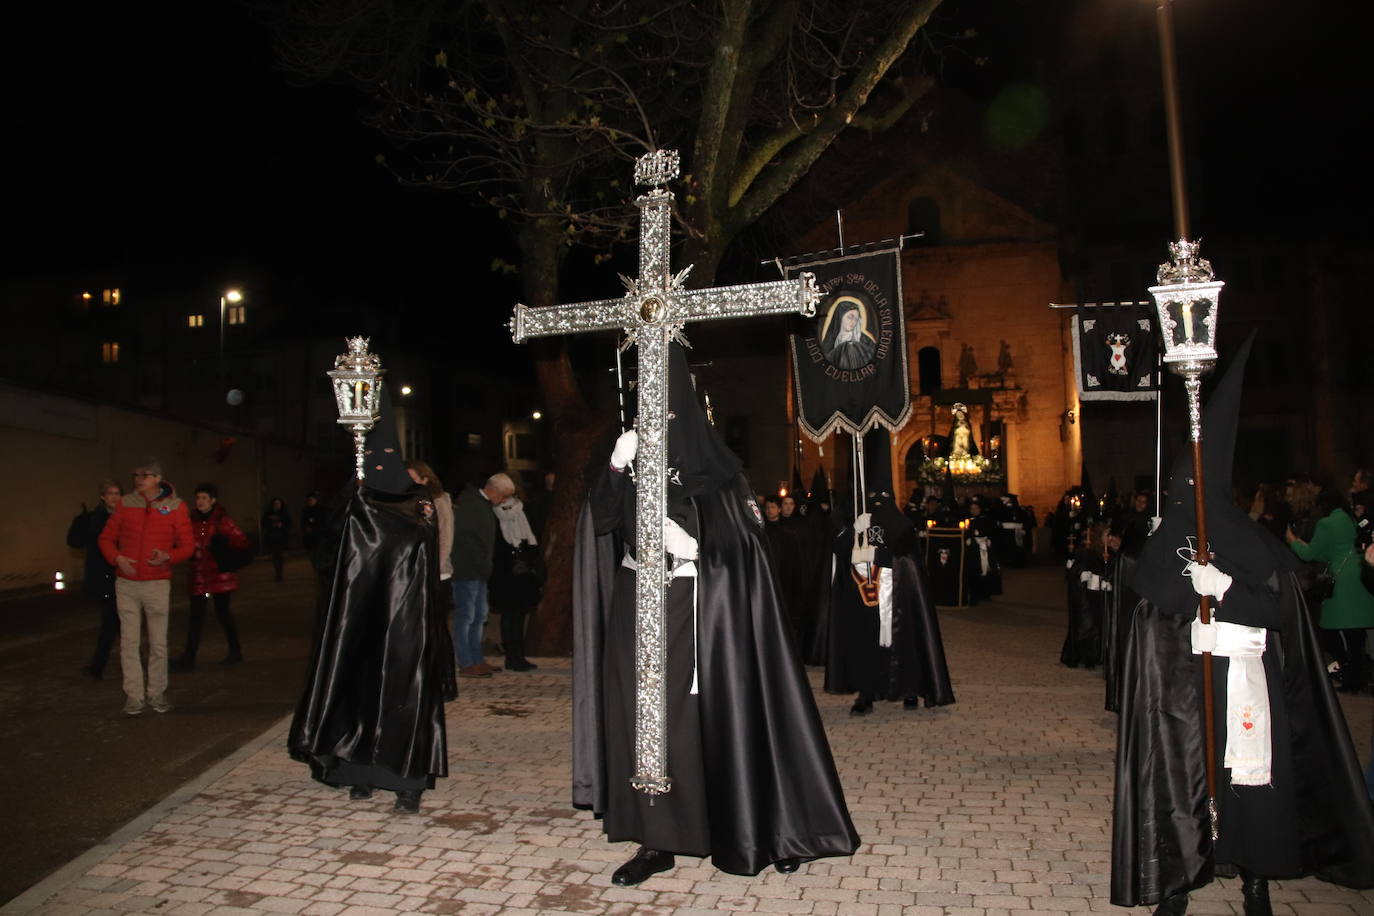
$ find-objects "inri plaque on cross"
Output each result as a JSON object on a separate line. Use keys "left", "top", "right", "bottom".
{"left": 510, "top": 149, "right": 818, "bottom": 795}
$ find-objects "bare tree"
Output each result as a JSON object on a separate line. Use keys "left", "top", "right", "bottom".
{"left": 269, "top": 0, "right": 946, "bottom": 653}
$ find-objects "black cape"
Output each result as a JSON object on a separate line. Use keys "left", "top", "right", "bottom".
{"left": 1111, "top": 334, "right": 1374, "bottom": 904}
{"left": 1101, "top": 551, "right": 1142, "bottom": 713}
{"left": 824, "top": 522, "right": 955, "bottom": 709}
{"left": 571, "top": 469, "right": 860, "bottom": 876}
{"left": 1060, "top": 548, "right": 1107, "bottom": 668}
{"left": 1111, "top": 576, "right": 1374, "bottom": 904}
{"left": 288, "top": 485, "right": 456, "bottom": 791}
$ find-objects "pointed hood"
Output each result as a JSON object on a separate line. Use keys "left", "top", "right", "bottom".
{"left": 1080, "top": 463, "right": 1097, "bottom": 519}
{"left": 362, "top": 386, "right": 415, "bottom": 496}
{"left": 667, "top": 341, "right": 742, "bottom": 498}
{"left": 808, "top": 466, "right": 831, "bottom": 513}
{"left": 861, "top": 426, "right": 895, "bottom": 507}
{"left": 1133, "top": 331, "right": 1298, "bottom": 614}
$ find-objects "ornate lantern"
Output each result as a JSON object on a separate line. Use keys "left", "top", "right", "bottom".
{"left": 327, "top": 336, "right": 385, "bottom": 481}
{"left": 1148, "top": 239, "right": 1224, "bottom": 378}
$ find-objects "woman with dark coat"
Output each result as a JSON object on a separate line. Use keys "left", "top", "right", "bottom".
{"left": 489, "top": 493, "right": 542, "bottom": 672}
{"left": 173, "top": 484, "right": 249, "bottom": 670}
{"left": 66, "top": 479, "right": 123, "bottom": 678}
{"left": 262, "top": 497, "right": 291, "bottom": 582}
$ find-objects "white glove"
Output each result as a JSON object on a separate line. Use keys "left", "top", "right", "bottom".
{"left": 1186, "top": 560, "right": 1232, "bottom": 601}
{"left": 1190, "top": 615, "right": 1218, "bottom": 653}
{"left": 1149, "top": 516, "right": 1163, "bottom": 534}
{"left": 610, "top": 429, "right": 638, "bottom": 470}
{"left": 663, "top": 517, "right": 698, "bottom": 560}
{"left": 853, "top": 512, "right": 872, "bottom": 535}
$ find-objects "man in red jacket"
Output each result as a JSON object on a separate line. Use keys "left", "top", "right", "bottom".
{"left": 98, "top": 456, "right": 194, "bottom": 717}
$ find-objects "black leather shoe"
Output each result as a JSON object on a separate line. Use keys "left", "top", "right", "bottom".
{"left": 850, "top": 697, "right": 873, "bottom": 716}
{"left": 774, "top": 858, "right": 801, "bottom": 874}
{"left": 507, "top": 659, "right": 537, "bottom": 672}
{"left": 394, "top": 789, "right": 422, "bottom": 813}
{"left": 1240, "top": 872, "right": 1272, "bottom": 916}
{"left": 902, "top": 697, "right": 919, "bottom": 710}
{"left": 349, "top": 785, "right": 372, "bottom": 800}
{"left": 611, "top": 848, "right": 675, "bottom": 886}
{"left": 1152, "top": 891, "right": 1188, "bottom": 916}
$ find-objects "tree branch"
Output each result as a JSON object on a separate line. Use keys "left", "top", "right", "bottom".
{"left": 729, "top": 0, "right": 943, "bottom": 232}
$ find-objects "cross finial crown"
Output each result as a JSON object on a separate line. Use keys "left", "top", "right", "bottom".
{"left": 1157, "top": 238, "right": 1215, "bottom": 284}
{"left": 635, "top": 149, "right": 680, "bottom": 189}
{"left": 334, "top": 336, "right": 381, "bottom": 372}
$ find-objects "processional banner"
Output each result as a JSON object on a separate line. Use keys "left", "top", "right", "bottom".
{"left": 1071, "top": 304, "right": 1160, "bottom": 401}
{"left": 786, "top": 248, "right": 911, "bottom": 440}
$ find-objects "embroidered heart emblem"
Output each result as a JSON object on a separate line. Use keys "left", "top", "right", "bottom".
{"left": 1242, "top": 722, "right": 1254, "bottom": 730}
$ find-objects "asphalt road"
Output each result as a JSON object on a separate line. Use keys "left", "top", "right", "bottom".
{"left": 0, "top": 554, "right": 319, "bottom": 904}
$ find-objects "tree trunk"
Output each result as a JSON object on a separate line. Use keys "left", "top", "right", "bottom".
{"left": 516, "top": 218, "right": 614, "bottom": 656}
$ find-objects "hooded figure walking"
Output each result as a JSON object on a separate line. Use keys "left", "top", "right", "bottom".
{"left": 1111, "top": 334, "right": 1374, "bottom": 915}
{"left": 825, "top": 427, "right": 955, "bottom": 717}
{"left": 573, "top": 342, "right": 859, "bottom": 886}
{"left": 288, "top": 389, "right": 456, "bottom": 813}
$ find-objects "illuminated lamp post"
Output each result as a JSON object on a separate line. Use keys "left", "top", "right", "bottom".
{"left": 327, "top": 337, "right": 385, "bottom": 481}
{"left": 219, "top": 289, "right": 243, "bottom": 410}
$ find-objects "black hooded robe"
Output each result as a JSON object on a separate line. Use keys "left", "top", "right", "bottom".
{"left": 571, "top": 343, "right": 858, "bottom": 876}
{"left": 288, "top": 389, "right": 456, "bottom": 794}
{"left": 1111, "top": 334, "right": 1374, "bottom": 906}
{"left": 573, "top": 467, "right": 860, "bottom": 874}
{"left": 1060, "top": 547, "right": 1108, "bottom": 669}
{"left": 825, "top": 506, "right": 955, "bottom": 709}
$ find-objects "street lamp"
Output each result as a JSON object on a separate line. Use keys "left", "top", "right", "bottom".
{"left": 327, "top": 336, "right": 386, "bottom": 481}
{"left": 219, "top": 288, "right": 243, "bottom": 408}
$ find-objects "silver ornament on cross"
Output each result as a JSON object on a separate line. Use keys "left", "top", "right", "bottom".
{"left": 510, "top": 148, "right": 818, "bottom": 795}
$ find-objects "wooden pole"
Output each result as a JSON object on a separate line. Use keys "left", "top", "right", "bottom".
{"left": 1185, "top": 375, "right": 1220, "bottom": 840}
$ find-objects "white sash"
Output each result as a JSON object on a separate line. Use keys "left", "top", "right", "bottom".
{"left": 1191, "top": 616, "right": 1271, "bottom": 786}
{"left": 1002, "top": 520, "right": 1025, "bottom": 548}
{"left": 974, "top": 536, "right": 992, "bottom": 575}
{"left": 852, "top": 562, "right": 895, "bottom": 648}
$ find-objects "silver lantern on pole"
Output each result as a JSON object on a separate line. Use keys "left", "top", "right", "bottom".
{"left": 327, "top": 336, "right": 385, "bottom": 481}
{"left": 1150, "top": 239, "right": 1223, "bottom": 380}
{"left": 1149, "top": 236, "right": 1224, "bottom": 839}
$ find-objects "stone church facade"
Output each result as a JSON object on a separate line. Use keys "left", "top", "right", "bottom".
{"left": 791, "top": 163, "right": 1081, "bottom": 520}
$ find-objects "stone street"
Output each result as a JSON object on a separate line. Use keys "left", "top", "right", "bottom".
{"left": 6, "top": 566, "right": 1373, "bottom": 916}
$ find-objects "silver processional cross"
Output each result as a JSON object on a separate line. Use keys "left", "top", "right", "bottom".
{"left": 510, "top": 149, "right": 818, "bottom": 795}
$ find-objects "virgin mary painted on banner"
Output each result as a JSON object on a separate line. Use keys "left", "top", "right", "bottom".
{"left": 785, "top": 248, "right": 911, "bottom": 440}
{"left": 820, "top": 296, "right": 877, "bottom": 370}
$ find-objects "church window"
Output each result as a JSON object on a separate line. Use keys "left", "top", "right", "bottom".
{"left": 904, "top": 443, "right": 925, "bottom": 482}
{"left": 101, "top": 341, "right": 120, "bottom": 363}
{"left": 918, "top": 346, "right": 942, "bottom": 395}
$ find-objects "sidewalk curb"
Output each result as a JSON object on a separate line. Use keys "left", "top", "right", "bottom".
{"left": 0, "top": 713, "right": 294, "bottom": 914}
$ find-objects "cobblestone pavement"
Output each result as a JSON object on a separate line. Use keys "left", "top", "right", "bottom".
{"left": 7, "top": 567, "right": 1373, "bottom": 916}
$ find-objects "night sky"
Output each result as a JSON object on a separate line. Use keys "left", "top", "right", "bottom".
{"left": 6, "top": 0, "right": 1369, "bottom": 376}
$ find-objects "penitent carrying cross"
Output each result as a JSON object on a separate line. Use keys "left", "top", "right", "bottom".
{"left": 510, "top": 149, "right": 818, "bottom": 796}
